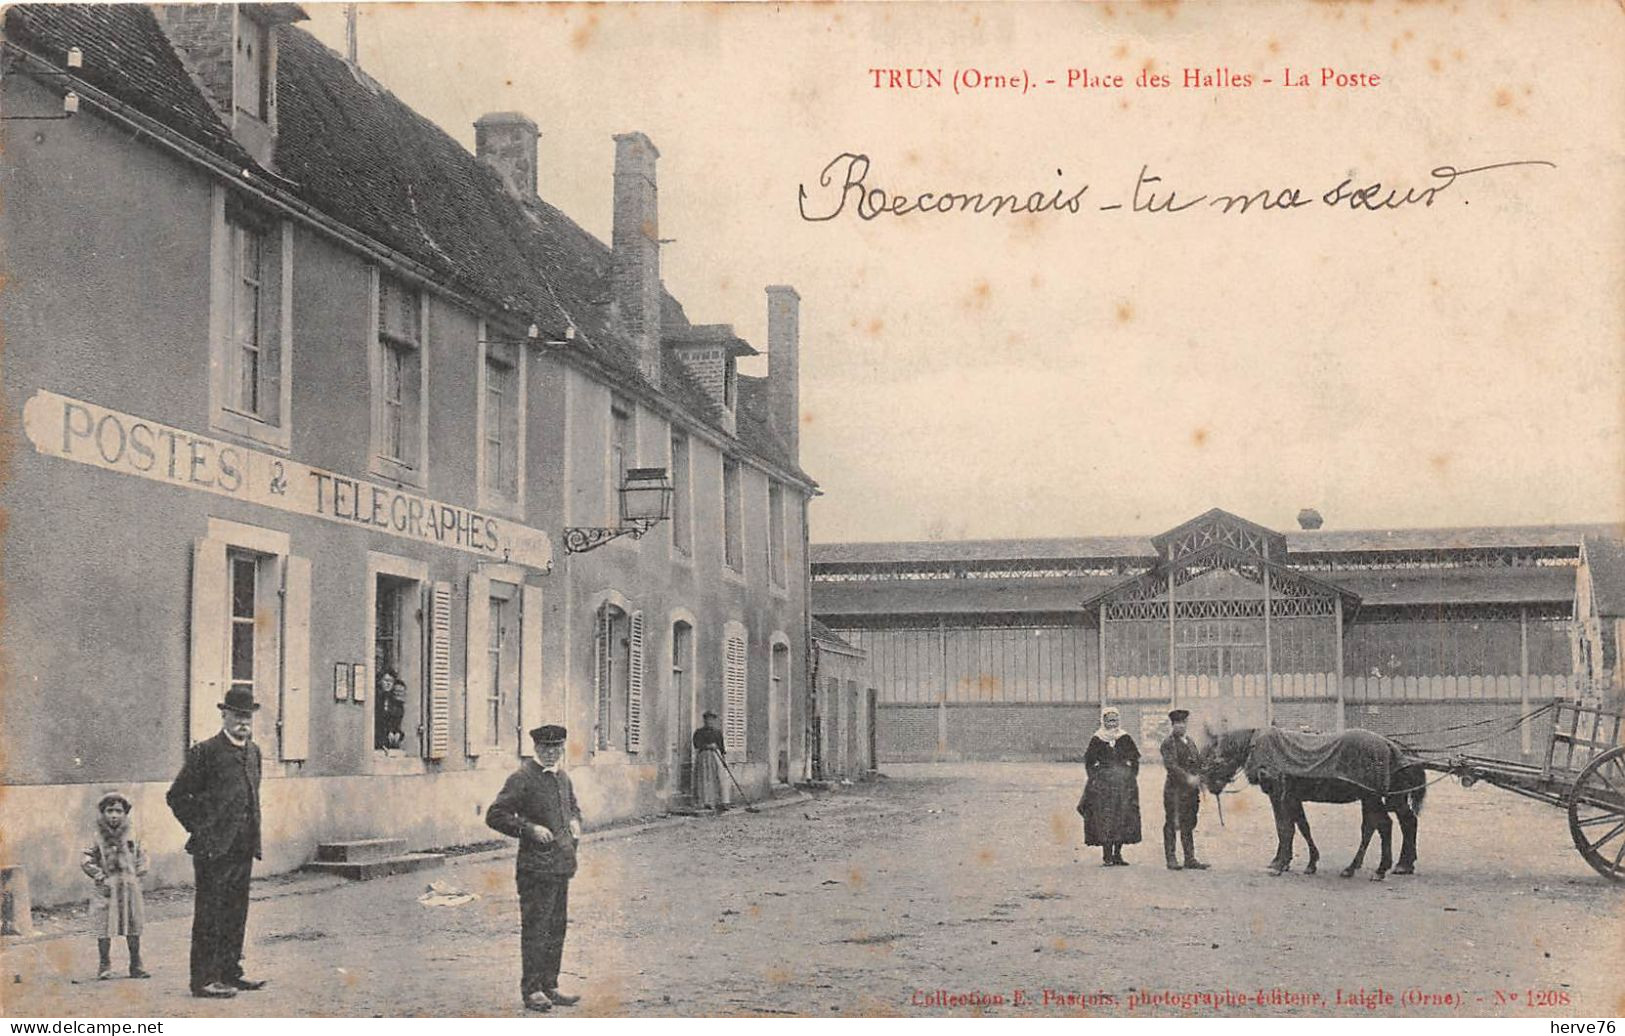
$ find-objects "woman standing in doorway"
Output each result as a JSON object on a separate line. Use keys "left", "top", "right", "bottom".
{"left": 692, "top": 711, "right": 729, "bottom": 813}
{"left": 1077, "top": 706, "right": 1142, "bottom": 866}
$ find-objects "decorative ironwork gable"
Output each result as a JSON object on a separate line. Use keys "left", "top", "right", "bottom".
{"left": 1150, "top": 508, "right": 1288, "bottom": 563}
{"left": 1082, "top": 540, "right": 1359, "bottom": 612}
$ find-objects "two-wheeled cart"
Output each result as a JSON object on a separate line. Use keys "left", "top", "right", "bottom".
{"left": 1413, "top": 699, "right": 1625, "bottom": 881}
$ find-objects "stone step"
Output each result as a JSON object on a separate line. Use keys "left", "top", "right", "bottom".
{"left": 314, "top": 838, "right": 407, "bottom": 863}
{"left": 303, "top": 853, "right": 445, "bottom": 881}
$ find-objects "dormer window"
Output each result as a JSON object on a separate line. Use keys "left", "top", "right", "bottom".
{"left": 234, "top": 13, "right": 271, "bottom": 122}
{"left": 153, "top": 5, "right": 307, "bottom": 171}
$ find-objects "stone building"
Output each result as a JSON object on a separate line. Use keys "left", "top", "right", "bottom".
{"left": 1, "top": 4, "right": 816, "bottom": 902}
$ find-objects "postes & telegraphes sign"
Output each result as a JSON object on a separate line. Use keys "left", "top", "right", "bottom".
{"left": 21, "top": 389, "right": 554, "bottom": 572}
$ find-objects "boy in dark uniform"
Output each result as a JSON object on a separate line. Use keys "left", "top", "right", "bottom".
{"left": 486, "top": 724, "right": 584, "bottom": 1012}
{"left": 1161, "top": 709, "right": 1209, "bottom": 871}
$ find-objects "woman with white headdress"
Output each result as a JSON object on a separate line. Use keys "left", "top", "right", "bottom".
{"left": 1075, "top": 706, "right": 1142, "bottom": 866}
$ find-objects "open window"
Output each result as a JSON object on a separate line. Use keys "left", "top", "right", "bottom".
{"left": 367, "top": 553, "right": 442, "bottom": 764}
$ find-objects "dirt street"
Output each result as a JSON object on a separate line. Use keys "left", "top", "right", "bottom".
{"left": 3, "top": 763, "right": 1622, "bottom": 1018}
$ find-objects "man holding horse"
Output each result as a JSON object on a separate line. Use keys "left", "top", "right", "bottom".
{"left": 1160, "top": 709, "right": 1209, "bottom": 871}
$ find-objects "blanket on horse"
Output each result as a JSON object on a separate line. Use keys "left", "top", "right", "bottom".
{"left": 1244, "top": 728, "right": 1414, "bottom": 795}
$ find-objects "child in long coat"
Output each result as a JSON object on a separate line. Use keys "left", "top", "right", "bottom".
{"left": 82, "top": 791, "right": 150, "bottom": 980}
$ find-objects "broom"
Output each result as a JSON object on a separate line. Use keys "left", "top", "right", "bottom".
{"left": 719, "top": 756, "right": 761, "bottom": 813}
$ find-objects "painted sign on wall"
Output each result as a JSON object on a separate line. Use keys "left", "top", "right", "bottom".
{"left": 22, "top": 390, "right": 554, "bottom": 571}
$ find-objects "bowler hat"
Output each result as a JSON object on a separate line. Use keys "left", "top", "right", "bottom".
{"left": 218, "top": 686, "right": 261, "bottom": 713}
{"left": 530, "top": 724, "right": 567, "bottom": 745}
{"left": 1168, "top": 708, "right": 1191, "bottom": 723}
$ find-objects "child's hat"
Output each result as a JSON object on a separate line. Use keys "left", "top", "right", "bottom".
{"left": 96, "top": 790, "right": 132, "bottom": 812}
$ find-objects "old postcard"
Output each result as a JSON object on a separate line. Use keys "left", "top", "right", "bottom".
{"left": 1, "top": 0, "right": 1622, "bottom": 1023}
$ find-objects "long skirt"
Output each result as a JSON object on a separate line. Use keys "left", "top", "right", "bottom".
{"left": 694, "top": 749, "right": 729, "bottom": 807}
{"left": 89, "top": 875, "right": 145, "bottom": 937}
{"left": 1078, "top": 765, "right": 1142, "bottom": 846}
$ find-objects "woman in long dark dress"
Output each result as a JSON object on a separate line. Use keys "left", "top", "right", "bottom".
{"left": 1077, "top": 706, "right": 1142, "bottom": 865}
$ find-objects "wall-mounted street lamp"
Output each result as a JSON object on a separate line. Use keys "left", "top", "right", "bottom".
{"left": 563, "top": 468, "right": 673, "bottom": 554}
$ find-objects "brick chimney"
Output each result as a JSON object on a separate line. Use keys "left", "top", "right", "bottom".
{"left": 766, "top": 285, "right": 801, "bottom": 462}
{"left": 474, "top": 112, "right": 539, "bottom": 202}
{"left": 611, "top": 132, "right": 662, "bottom": 387}
{"left": 154, "top": 4, "right": 306, "bottom": 170}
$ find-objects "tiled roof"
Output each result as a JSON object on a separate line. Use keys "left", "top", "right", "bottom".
{"left": 3, "top": 4, "right": 255, "bottom": 168}
{"left": 812, "top": 523, "right": 1619, "bottom": 566}
{"left": 3, "top": 5, "right": 812, "bottom": 487}
{"left": 1584, "top": 536, "right": 1625, "bottom": 617}
{"left": 736, "top": 376, "right": 801, "bottom": 478}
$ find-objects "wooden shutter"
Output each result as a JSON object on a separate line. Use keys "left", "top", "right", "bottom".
{"left": 724, "top": 634, "right": 747, "bottom": 755}
{"left": 189, "top": 538, "right": 228, "bottom": 746}
{"left": 626, "top": 610, "right": 646, "bottom": 752}
{"left": 278, "top": 555, "right": 311, "bottom": 761}
{"left": 464, "top": 571, "right": 491, "bottom": 756}
{"left": 519, "top": 585, "right": 545, "bottom": 740}
{"left": 426, "top": 581, "right": 452, "bottom": 759}
{"left": 594, "top": 606, "right": 612, "bottom": 750}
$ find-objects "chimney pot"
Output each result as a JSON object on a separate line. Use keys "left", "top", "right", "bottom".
{"left": 474, "top": 112, "right": 540, "bottom": 202}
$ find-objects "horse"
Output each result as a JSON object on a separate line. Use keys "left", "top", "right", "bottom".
{"left": 1202, "top": 726, "right": 1428, "bottom": 880}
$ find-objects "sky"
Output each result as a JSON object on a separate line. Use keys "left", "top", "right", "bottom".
{"left": 303, "top": 1, "right": 1625, "bottom": 544}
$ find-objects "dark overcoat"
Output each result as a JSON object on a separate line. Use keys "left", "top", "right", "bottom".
{"left": 486, "top": 761, "right": 584, "bottom": 877}
{"left": 166, "top": 732, "right": 263, "bottom": 859}
{"left": 1078, "top": 734, "right": 1142, "bottom": 845}
{"left": 1161, "top": 732, "right": 1204, "bottom": 831}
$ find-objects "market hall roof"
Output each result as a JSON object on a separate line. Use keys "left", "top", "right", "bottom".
{"left": 812, "top": 523, "right": 1620, "bottom": 568}
{"left": 1, "top": 4, "right": 813, "bottom": 488}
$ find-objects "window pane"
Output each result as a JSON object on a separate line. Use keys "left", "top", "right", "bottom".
{"left": 231, "top": 558, "right": 256, "bottom": 617}
{"left": 231, "top": 622, "right": 255, "bottom": 682}
{"left": 232, "top": 226, "right": 264, "bottom": 415}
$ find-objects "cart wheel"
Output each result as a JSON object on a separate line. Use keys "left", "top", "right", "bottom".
{"left": 1568, "top": 746, "right": 1625, "bottom": 882}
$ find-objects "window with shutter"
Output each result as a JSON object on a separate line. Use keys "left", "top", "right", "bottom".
{"left": 626, "top": 611, "right": 645, "bottom": 752}
{"left": 427, "top": 582, "right": 452, "bottom": 758}
{"left": 724, "top": 633, "right": 748, "bottom": 755}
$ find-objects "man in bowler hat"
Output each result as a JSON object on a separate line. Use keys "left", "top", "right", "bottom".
{"left": 486, "top": 724, "right": 584, "bottom": 1012}
{"left": 166, "top": 687, "right": 268, "bottom": 997}
{"left": 1161, "top": 709, "right": 1210, "bottom": 871}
